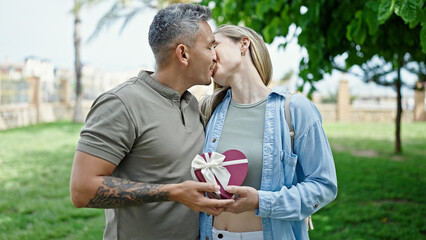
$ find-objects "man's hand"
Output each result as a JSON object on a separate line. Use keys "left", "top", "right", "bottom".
{"left": 71, "top": 152, "right": 233, "bottom": 214}
{"left": 167, "top": 181, "right": 235, "bottom": 216}
{"left": 223, "top": 186, "right": 259, "bottom": 214}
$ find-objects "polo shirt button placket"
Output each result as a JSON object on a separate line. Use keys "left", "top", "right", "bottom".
{"left": 173, "top": 99, "right": 179, "bottom": 107}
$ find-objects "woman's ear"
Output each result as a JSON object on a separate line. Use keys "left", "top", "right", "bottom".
{"left": 175, "top": 44, "right": 189, "bottom": 66}
{"left": 240, "top": 37, "right": 250, "bottom": 56}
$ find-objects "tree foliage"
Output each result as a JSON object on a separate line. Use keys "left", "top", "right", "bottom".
{"left": 202, "top": 0, "right": 425, "bottom": 91}
{"left": 201, "top": 0, "right": 425, "bottom": 153}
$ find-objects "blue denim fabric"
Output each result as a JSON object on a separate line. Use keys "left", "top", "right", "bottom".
{"left": 199, "top": 87, "right": 338, "bottom": 240}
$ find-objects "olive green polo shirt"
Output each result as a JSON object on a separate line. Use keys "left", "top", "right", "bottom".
{"left": 76, "top": 70, "right": 204, "bottom": 240}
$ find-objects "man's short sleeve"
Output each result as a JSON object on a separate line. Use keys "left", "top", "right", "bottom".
{"left": 76, "top": 93, "right": 136, "bottom": 165}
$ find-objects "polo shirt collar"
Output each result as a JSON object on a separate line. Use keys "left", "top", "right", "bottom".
{"left": 138, "top": 70, "right": 192, "bottom": 102}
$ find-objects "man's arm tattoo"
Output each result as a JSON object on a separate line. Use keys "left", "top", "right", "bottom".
{"left": 86, "top": 176, "right": 170, "bottom": 208}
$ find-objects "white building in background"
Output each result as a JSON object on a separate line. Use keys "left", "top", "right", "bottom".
{"left": 55, "top": 64, "right": 147, "bottom": 102}
{"left": 5, "top": 56, "right": 420, "bottom": 112}
{"left": 0, "top": 60, "right": 24, "bottom": 80}
{"left": 80, "top": 65, "right": 140, "bottom": 100}
{"left": 1, "top": 57, "right": 148, "bottom": 105}
{"left": 0, "top": 60, "right": 26, "bottom": 104}
{"left": 23, "top": 57, "right": 56, "bottom": 102}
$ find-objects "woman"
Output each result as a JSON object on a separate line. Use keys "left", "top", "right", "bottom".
{"left": 199, "top": 25, "right": 338, "bottom": 240}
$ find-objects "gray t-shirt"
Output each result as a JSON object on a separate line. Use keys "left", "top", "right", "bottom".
{"left": 76, "top": 70, "right": 204, "bottom": 240}
{"left": 216, "top": 97, "right": 267, "bottom": 190}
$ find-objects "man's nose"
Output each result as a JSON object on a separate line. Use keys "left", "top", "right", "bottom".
{"left": 212, "top": 48, "right": 217, "bottom": 61}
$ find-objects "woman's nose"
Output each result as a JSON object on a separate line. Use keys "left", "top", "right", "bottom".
{"left": 212, "top": 48, "right": 217, "bottom": 61}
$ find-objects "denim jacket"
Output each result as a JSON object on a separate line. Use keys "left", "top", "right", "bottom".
{"left": 199, "top": 87, "right": 338, "bottom": 240}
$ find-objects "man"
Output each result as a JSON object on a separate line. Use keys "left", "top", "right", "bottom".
{"left": 70, "top": 4, "right": 233, "bottom": 240}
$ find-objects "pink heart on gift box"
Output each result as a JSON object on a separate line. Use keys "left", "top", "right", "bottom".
{"left": 193, "top": 149, "right": 248, "bottom": 199}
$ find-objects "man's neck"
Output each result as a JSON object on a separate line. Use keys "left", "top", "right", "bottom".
{"left": 151, "top": 67, "right": 188, "bottom": 96}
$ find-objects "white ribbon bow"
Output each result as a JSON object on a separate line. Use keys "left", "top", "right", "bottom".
{"left": 191, "top": 152, "right": 231, "bottom": 194}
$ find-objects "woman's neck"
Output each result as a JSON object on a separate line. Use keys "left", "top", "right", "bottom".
{"left": 229, "top": 66, "right": 270, "bottom": 104}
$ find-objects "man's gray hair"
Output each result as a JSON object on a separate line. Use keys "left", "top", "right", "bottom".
{"left": 149, "top": 3, "right": 211, "bottom": 66}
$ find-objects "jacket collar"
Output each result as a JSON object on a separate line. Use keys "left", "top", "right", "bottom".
{"left": 223, "top": 85, "right": 289, "bottom": 102}
{"left": 270, "top": 86, "right": 290, "bottom": 96}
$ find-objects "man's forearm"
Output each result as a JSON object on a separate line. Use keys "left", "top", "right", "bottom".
{"left": 86, "top": 176, "right": 170, "bottom": 208}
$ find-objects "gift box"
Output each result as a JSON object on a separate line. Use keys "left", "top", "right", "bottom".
{"left": 191, "top": 149, "right": 248, "bottom": 199}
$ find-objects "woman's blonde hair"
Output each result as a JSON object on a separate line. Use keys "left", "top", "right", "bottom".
{"left": 199, "top": 25, "right": 273, "bottom": 126}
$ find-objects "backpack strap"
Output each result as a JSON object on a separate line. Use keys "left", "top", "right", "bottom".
{"left": 284, "top": 93, "right": 295, "bottom": 152}
{"left": 284, "top": 93, "right": 314, "bottom": 231}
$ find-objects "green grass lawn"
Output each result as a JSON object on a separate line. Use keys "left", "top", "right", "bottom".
{"left": 0, "top": 121, "right": 104, "bottom": 240}
{"left": 0, "top": 121, "right": 425, "bottom": 239}
{"left": 310, "top": 122, "right": 426, "bottom": 240}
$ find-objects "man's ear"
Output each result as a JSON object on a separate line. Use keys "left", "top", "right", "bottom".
{"left": 240, "top": 37, "right": 251, "bottom": 55}
{"left": 175, "top": 44, "right": 189, "bottom": 66}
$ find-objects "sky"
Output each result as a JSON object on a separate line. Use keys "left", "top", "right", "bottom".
{"left": 0, "top": 0, "right": 299, "bottom": 74}
{"left": 0, "top": 0, "right": 417, "bottom": 97}
{"left": 0, "top": 0, "right": 156, "bottom": 71}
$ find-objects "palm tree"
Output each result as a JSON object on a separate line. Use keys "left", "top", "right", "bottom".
{"left": 71, "top": 0, "right": 193, "bottom": 123}
{"left": 86, "top": 0, "right": 194, "bottom": 41}
{"left": 72, "top": 0, "right": 84, "bottom": 123}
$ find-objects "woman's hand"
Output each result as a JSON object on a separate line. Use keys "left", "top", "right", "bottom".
{"left": 168, "top": 181, "right": 235, "bottom": 216}
{"left": 223, "top": 186, "right": 259, "bottom": 214}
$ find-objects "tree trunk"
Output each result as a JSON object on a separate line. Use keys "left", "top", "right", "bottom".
{"left": 73, "top": 0, "right": 84, "bottom": 123}
{"left": 395, "top": 66, "right": 402, "bottom": 153}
